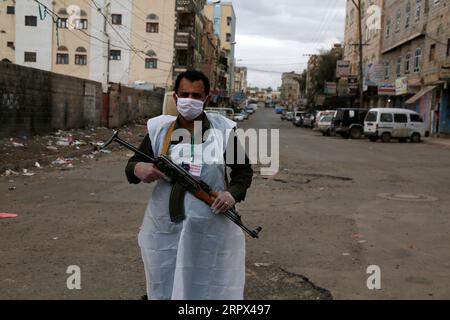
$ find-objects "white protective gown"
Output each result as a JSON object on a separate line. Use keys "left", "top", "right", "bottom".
{"left": 138, "top": 113, "right": 246, "bottom": 300}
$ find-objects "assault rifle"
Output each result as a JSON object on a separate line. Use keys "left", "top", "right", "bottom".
{"left": 100, "top": 131, "right": 262, "bottom": 239}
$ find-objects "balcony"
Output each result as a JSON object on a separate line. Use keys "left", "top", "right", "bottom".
{"left": 176, "top": 0, "right": 197, "bottom": 13}
{"left": 175, "top": 30, "right": 195, "bottom": 49}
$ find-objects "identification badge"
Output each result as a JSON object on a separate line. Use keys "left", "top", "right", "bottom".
{"left": 182, "top": 162, "right": 203, "bottom": 177}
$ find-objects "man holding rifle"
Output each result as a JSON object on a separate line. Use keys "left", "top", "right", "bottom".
{"left": 125, "top": 70, "right": 253, "bottom": 300}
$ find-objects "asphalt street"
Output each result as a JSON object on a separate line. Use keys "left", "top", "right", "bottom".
{"left": 1, "top": 107, "right": 449, "bottom": 299}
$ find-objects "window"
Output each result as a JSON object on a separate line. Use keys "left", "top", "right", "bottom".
{"left": 396, "top": 57, "right": 402, "bottom": 77}
{"left": 7, "top": 41, "right": 14, "bottom": 49}
{"left": 410, "top": 114, "right": 423, "bottom": 122}
{"left": 57, "top": 18, "right": 68, "bottom": 29}
{"left": 56, "top": 53, "right": 69, "bottom": 65}
{"left": 145, "top": 58, "right": 157, "bottom": 69}
{"left": 394, "top": 114, "right": 408, "bottom": 123}
{"left": 110, "top": 50, "right": 121, "bottom": 61}
{"left": 227, "top": 17, "right": 232, "bottom": 26}
{"left": 146, "top": 23, "right": 159, "bottom": 33}
{"left": 405, "top": 53, "right": 411, "bottom": 74}
{"left": 447, "top": 39, "right": 450, "bottom": 57}
{"left": 226, "top": 33, "right": 231, "bottom": 42}
{"left": 24, "top": 52, "right": 36, "bottom": 62}
{"left": 386, "top": 18, "right": 391, "bottom": 38}
{"left": 25, "top": 16, "right": 37, "bottom": 27}
{"left": 415, "top": 0, "right": 422, "bottom": 21}
{"left": 6, "top": 6, "right": 15, "bottom": 14}
{"left": 366, "top": 112, "right": 378, "bottom": 122}
{"left": 381, "top": 113, "right": 393, "bottom": 122}
{"left": 74, "top": 19, "right": 88, "bottom": 30}
{"left": 395, "top": 10, "right": 401, "bottom": 33}
{"left": 405, "top": 2, "right": 411, "bottom": 28}
{"left": 385, "top": 61, "right": 391, "bottom": 79}
{"left": 75, "top": 54, "right": 87, "bottom": 65}
{"left": 429, "top": 44, "right": 436, "bottom": 61}
{"left": 111, "top": 14, "right": 122, "bottom": 25}
{"left": 414, "top": 48, "right": 422, "bottom": 72}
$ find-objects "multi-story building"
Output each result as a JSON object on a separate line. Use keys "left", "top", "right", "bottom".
{"left": 234, "top": 66, "right": 247, "bottom": 93}
{"left": 173, "top": 0, "right": 206, "bottom": 82}
{"left": 281, "top": 72, "right": 301, "bottom": 110}
{"left": 200, "top": 16, "right": 219, "bottom": 90}
{"left": 343, "top": 0, "right": 450, "bottom": 135}
{"left": 343, "top": 0, "right": 386, "bottom": 108}
{"left": 414, "top": 0, "right": 450, "bottom": 135}
{"left": 0, "top": 0, "right": 210, "bottom": 92}
{"left": 204, "top": 1, "right": 236, "bottom": 96}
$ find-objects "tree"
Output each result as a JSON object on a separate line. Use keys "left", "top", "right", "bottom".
{"left": 315, "top": 48, "right": 343, "bottom": 94}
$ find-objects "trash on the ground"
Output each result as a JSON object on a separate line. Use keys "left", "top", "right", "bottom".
{"left": 100, "top": 149, "right": 112, "bottom": 154}
{"left": 52, "top": 237, "right": 59, "bottom": 240}
{"left": 342, "top": 253, "right": 351, "bottom": 256}
{"left": 22, "top": 169, "right": 35, "bottom": 176}
{"left": 358, "top": 240, "right": 367, "bottom": 244}
{"left": 51, "top": 157, "right": 76, "bottom": 166}
{"left": 91, "top": 141, "right": 105, "bottom": 147}
{"left": 73, "top": 140, "right": 87, "bottom": 146}
{"left": 254, "top": 263, "right": 272, "bottom": 267}
{"left": 0, "top": 213, "right": 18, "bottom": 219}
{"left": 319, "top": 187, "right": 325, "bottom": 191}
{"left": 35, "top": 162, "right": 42, "bottom": 169}
{"left": 46, "top": 146, "right": 58, "bottom": 151}
{"left": 126, "top": 153, "right": 134, "bottom": 157}
{"left": 9, "top": 139, "right": 25, "bottom": 148}
{"left": 5, "top": 170, "right": 19, "bottom": 176}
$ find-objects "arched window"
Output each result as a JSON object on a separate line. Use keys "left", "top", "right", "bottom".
{"left": 146, "top": 13, "right": 159, "bottom": 20}
{"left": 1, "top": 58, "right": 12, "bottom": 63}
{"left": 76, "top": 47, "right": 87, "bottom": 53}
{"left": 57, "top": 8, "right": 68, "bottom": 15}
{"left": 145, "top": 50, "right": 156, "bottom": 57}
{"left": 414, "top": 48, "right": 422, "bottom": 73}
{"left": 57, "top": 46, "right": 68, "bottom": 52}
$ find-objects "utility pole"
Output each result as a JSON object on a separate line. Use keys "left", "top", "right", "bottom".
{"left": 352, "top": 0, "right": 364, "bottom": 107}
{"left": 102, "top": 0, "right": 111, "bottom": 93}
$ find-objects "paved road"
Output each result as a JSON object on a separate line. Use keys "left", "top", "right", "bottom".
{"left": 243, "top": 108, "right": 450, "bottom": 299}
{"left": 1, "top": 108, "right": 449, "bottom": 299}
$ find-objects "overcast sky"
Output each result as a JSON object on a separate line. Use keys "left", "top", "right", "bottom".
{"left": 231, "top": 0, "right": 346, "bottom": 89}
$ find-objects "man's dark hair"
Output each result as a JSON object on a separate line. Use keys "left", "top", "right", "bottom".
{"left": 174, "top": 70, "right": 210, "bottom": 96}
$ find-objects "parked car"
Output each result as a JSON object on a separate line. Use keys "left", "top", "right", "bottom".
{"left": 205, "top": 107, "right": 235, "bottom": 120}
{"left": 314, "top": 110, "right": 337, "bottom": 131}
{"left": 293, "top": 111, "right": 307, "bottom": 127}
{"left": 332, "top": 108, "right": 369, "bottom": 139}
{"left": 239, "top": 110, "right": 250, "bottom": 120}
{"left": 317, "top": 114, "right": 336, "bottom": 136}
{"left": 364, "top": 108, "right": 429, "bottom": 143}
{"left": 302, "top": 112, "right": 316, "bottom": 128}
{"left": 275, "top": 106, "right": 285, "bottom": 114}
{"left": 281, "top": 111, "right": 294, "bottom": 121}
{"left": 233, "top": 113, "right": 245, "bottom": 122}
{"left": 244, "top": 107, "right": 255, "bottom": 114}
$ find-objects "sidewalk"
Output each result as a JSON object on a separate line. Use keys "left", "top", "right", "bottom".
{"left": 424, "top": 136, "right": 450, "bottom": 149}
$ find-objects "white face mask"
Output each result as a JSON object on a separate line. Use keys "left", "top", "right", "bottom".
{"left": 176, "top": 96, "right": 205, "bottom": 121}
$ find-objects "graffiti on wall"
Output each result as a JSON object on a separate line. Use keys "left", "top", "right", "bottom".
{"left": 1, "top": 93, "right": 20, "bottom": 110}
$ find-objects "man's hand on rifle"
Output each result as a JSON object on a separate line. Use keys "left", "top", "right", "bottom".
{"left": 134, "top": 163, "right": 167, "bottom": 183}
{"left": 211, "top": 192, "right": 236, "bottom": 214}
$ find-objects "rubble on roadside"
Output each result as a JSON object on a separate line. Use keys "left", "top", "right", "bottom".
{"left": 0, "top": 120, "right": 149, "bottom": 177}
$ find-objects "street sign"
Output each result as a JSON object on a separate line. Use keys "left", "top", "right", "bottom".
{"left": 378, "top": 84, "right": 396, "bottom": 96}
{"left": 395, "top": 77, "right": 408, "bottom": 96}
{"left": 336, "top": 60, "right": 351, "bottom": 78}
{"left": 324, "top": 82, "right": 337, "bottom": 95}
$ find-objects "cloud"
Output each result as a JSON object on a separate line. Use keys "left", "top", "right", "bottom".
{"left": 230, "top": 0, "right": 346, "bottom": 88}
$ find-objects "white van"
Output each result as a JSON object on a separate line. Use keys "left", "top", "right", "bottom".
{"left": 364, "top": 108, "right": 429, "bottom": 143}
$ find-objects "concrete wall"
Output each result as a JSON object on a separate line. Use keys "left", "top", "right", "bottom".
{"left": 108, "top": 83, "right": 164, "bottom": 128}
{"left": 0, "top": 62, "right": 164, "bottom": 138}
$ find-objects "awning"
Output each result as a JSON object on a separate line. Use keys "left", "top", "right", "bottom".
{"left": 405, "top": 86, "right": 437, "bottom": 105}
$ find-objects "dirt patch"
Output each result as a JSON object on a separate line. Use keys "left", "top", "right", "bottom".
{"left": 245, "top": 263, "right": 333, "bottom": 300}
